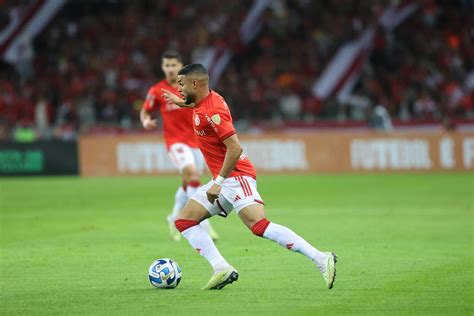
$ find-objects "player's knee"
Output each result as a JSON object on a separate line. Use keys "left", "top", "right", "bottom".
{"left": 251, "top": 218, "right": 271, "bottom": 237}
{"left": 182, "top": 165, "right": 199, "bottom": 182}
{"left": 174, "top": 218, "right": 199, "bottom": 233}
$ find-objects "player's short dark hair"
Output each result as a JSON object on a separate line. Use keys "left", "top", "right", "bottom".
{"left": 178, "top": 63, "right": 208, "bottom": 77}
{"left": 161, "top": 50, "right": 182, "bottom": 63}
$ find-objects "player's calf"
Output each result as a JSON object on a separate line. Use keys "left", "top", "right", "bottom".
{"left": 249, "top": 217, "right": 337, "bottom": 289}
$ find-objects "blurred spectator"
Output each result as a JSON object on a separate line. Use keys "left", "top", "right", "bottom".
{"left": 34, "top": 96, "right": 52, "bottom": 139}
{"left": 76, "top": 94, "right": 97, "bottom": 129}
{"left": 368, "top": 103, "right": 393, "bottom": 131}
{"left": 278, "top": 87, "right": 302, "bottom": 120}
{"left": 413, "top": 89, "right": 438, "bottom": 118}
{"left": 343, "top": 88, "right": 372, "bottom": 121}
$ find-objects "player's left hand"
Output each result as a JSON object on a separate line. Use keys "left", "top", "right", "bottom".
{"left": 206, "top": 183, "right": 221, "bottom": 204}
{"left": 161, "top": 88, "right": 195, "bottom": 108}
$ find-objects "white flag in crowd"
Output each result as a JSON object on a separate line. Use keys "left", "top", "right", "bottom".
{"left": 312, "top": 1, "right": 419, "bottom": 101}
{"left": 312, "top": 28, "right": 375, "bottom": 101}
{"left": 379, "top": 1, "right": 418, "bottom": 31}
{"left": 0, "top": 0, "right": 65, "bottom": 64}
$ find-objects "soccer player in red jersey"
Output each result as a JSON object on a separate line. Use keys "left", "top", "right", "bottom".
{"left": 140, "top": 51, "right": 218, "bottom": 241}
{"left": 162, "top": 64, "right": 337, "bottom": 290}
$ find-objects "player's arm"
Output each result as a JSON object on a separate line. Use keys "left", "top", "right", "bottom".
{"left": 218, "top": 135, "right": 243, "bottom": 178}
{"left": 206, "top": 134, "right": 242, "bottom": 204}
{"left": 140, "top": 107, "right": 157, "bottom": 130}
{"left": 141, "top": 90, "right": 158, "bottom": 130}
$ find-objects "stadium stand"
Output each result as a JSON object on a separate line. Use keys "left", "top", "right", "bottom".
{"left": 0, "top": 0, "right": 472, "bottom": 140}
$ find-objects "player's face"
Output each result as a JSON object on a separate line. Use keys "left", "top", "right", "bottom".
{"left": 161, "top": 58, "right": 183, "bottom": 82}
{"left": 177, "top": 75, "right": 196, "bottom": 105}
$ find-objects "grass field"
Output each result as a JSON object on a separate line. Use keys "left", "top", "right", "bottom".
{"left": 0, "top": 174, "right": 472, "bottom": 315}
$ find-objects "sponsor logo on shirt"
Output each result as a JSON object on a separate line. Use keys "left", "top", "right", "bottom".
{"left": 205, "top": 114, "right": 219, "bottom": 133}
{"left": 205, "top": 114, "right": 214, "bottom": 127}
{"left": 194, "top": 114, "right": 200, "bottom": 126}
{"left": 194, "top": 129, "right": 206, "bottom": 136}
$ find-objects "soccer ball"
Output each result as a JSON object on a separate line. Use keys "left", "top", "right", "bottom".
{"left": 148, "top": 258, "right": 182, "bottom": 289}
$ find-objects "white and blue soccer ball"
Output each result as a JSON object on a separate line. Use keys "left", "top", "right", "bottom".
{"left": 148, "top": 258, "right": 182, "bottom": 289}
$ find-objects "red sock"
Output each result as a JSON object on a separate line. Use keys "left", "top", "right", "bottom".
{"left": 175, "top": 219, "right": 199, "bottom": 232}
{"left": 187, "top": 180, "right": 201, "bottom": 188}
{"left": 251, "top": 218, "right": 271, "bottom": 237}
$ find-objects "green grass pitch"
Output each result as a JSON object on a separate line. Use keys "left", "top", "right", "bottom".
{"left": 1, "top": 174, "right": 472, "bottom": 315}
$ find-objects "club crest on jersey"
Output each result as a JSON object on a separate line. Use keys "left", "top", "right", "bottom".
{"left": 194, "top": 114, "right": 200, "bottom": 126}
{"left": 211, "top": 114, "right": 221, "bottom": 125}
{"left": 146, "top": 93, "right": 155, "bottom": 107}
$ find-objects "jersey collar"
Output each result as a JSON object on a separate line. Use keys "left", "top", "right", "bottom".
{"left": 195, "top": 89, "right": 212, "bottom": 109}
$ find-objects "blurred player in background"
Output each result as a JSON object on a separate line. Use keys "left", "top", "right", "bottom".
{"left": 140, "top": 51, "right": 218, "bottom": 241}
{"left": 163, "top": 64, "right": 337, "bottom": 290}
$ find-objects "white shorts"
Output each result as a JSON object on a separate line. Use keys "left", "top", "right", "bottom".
{"left": 191, "top": 175, "right": 265, "bottom": 216}
{"left": 168, "top": 143, "right": 205, "bottom": 174}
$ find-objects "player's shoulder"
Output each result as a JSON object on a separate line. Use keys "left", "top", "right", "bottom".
{"left": 148, "top": 80, "right": 168, "bottom": 93}
{"left": 208, "top": 90, "right": 231, "bottom": 113}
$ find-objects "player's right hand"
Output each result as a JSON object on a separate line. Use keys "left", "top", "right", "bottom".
{"left": 206, "top": 183, "right": 222, "bottom": 204}
{"left": 142, "top": 118, "right": 158, "bottom": 130}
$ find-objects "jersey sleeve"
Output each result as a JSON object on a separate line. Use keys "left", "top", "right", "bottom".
{"left": 142, "top": 87, "right": 160, "bottom": 111}
{"left": 210, "top": 106, "right": 236, "bottom": 141}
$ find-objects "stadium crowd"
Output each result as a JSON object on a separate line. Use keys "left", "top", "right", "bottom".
{"left": 0, "top": 0, "right": 473, "bottom": 140}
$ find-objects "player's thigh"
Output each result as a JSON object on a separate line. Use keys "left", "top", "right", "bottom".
{"left": 219, "top": 176, "right": 266, "bottom": 229}
{"left": 187, "top": 180, "right": 234, "bottom": 218}
{"left": 168, "top": 143, "right": 197, "bottom": 174}
{"left": 178, "top": 199, "right": 212, "bottom": 222}
{"left": 238, "top": 203, "right": 266, "bottom": 230}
